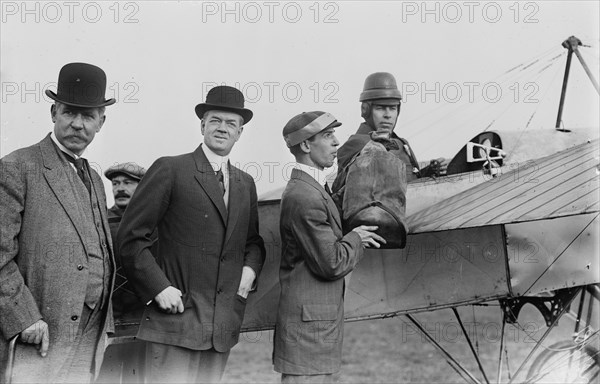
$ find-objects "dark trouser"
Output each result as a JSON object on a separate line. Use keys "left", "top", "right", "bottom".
{"left": 95, "top": 341, "right": 146, "bottom": 384}
{"left": 281, "top": 373, "right": 339, "bottom": 384}
{"left": 144, "top": 342, "right": 230, "bottom": 384}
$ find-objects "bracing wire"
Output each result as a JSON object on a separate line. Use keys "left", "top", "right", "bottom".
{"left": 405, "top": 44, "right": 566, "bottom": 151}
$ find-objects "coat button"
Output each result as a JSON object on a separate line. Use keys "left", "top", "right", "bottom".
{"left": 71, "top": 315, "right": 78, "bottom": 321}
{"left": 217, "top": 288, "right": 223, "bottom": 294}
{"left": 220, "top": 257, "right": 225, "bottom": 263}
{"left": 77, "top": 265, "right": 84, "bottom": 270}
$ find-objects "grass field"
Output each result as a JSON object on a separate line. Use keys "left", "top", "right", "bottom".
{"left": 222, "top": 302, "right": 596, "bottom": 383}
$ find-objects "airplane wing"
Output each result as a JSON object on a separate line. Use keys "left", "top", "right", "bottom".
{"left": 408, "top": 138, "right": 599, "bottom": 233}
{"left": 341, "top": 138, "right": 599, "bottom": 320}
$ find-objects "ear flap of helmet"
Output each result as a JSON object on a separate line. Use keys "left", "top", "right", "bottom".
{"left": 360, "top": 102, "right": 371, "bottom": 119}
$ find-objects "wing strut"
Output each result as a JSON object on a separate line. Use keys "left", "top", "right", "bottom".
{"left": 555, "top": 36, "right": 600, "bottom": 131}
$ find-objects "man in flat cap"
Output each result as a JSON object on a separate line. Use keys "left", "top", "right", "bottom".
{"left": 105, "top": 162, "right": 146, "bottom": 232}
{"left": 96, "top": 162, "right": 148, "bottom": 383}
{"left": 104, "top": 162, "right": 146, "bottom": 317}
{"left": 118, "top": 85, "right": 265, "bottom": 383}
{"left": 0, "top": 62, "right": 116, "bottom": 383}
{"left": 273, "top": 111, "right": 385, "bottom": 383}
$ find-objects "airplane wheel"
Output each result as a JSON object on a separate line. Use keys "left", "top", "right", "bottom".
{"left": 525, "top": 339, "right": 599, "bottom": 383}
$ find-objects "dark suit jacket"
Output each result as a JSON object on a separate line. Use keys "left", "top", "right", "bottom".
{"left": 0, "top": 134, "right": 115, "bottom": 381}
{"left": 273, "top": 168, "right": 363, "bottom": 375}
{"left": 118, "top": 144, "right": 265, "bottom": 352}
{"left": 107, "top": 205, "right": 147, "bottom": 321}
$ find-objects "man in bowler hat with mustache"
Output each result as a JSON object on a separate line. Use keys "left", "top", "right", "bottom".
{"left": 0, "top": 62, "right": 116, "bottom": 383}
{"left": 118, "top": 85, "right": 266, "bottom": 383}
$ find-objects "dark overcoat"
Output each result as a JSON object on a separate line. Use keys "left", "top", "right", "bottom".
{"left": 118, "top": 144, "right": 265, "bottom": 352}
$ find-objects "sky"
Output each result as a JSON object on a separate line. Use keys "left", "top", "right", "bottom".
{"left": 2, "top": 0, "right": 599, "bottom": 204}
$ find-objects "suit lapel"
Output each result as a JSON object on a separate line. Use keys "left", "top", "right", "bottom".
{"left": 40, "top": 135, "right": 90, "bottom": 254}
{"left": 192, "top": 145, "right": 228, "bottom": 225}
{"left": 224, "top": 165, "right": 243, "bottom": 245}
{"left": 291, "top": 168, "right": 342, "bottom": 230}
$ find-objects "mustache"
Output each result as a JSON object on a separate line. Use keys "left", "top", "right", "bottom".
{"left": 115, "top": 192, "right": 131, "bottom": 199}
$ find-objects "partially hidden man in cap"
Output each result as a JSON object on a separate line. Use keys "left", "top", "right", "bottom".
{"left": 105, "top": 162, "right": 146, "bottom": 228}
{"left": 104, "top": 163, "right": 147, "bottom": 317}
{"left": 273, "top": 111, "right": 385, "bottom": 383}
{"left": 118, "top": 85, "right": 265, "bottom": 383}
{"left": 333, "top": 72, "right": 448, "bottom": 193}
{"left": 0, "top": 62, "right": 116, "bottom": 383}
{"left": 95, "top": 162, "right": 148, "bottom": 383}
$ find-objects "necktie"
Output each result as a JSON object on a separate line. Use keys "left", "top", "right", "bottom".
{"left": 65, "top": 154, "right": 91, "bottom": 195}
{"left": 324, "top": 182, "right": 332, "bottom": 196}
{"left": 216, "top": 168, "right": 225, "bottom": 196}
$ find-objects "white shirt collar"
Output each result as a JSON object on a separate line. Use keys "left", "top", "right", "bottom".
{"left": 201, "top": 144, "right": 229, "bottom": 173}
{"left": 50, "top": 132, "right": 81, "bottom": 159}
{"left": 201, "top": 144, "right": 230, "bottom": 208}
{"left": 294, "top": 162, "right": 330, "bottom": 187}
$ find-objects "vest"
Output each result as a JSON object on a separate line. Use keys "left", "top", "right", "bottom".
{"left": 59, "top": 150, "right": 112, "bottom": 310}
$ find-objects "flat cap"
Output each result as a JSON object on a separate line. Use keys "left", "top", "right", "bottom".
{"left": 104, "top": 162, "right": 146, "bottom": 181}
{"left": 282, "top": 111, "right": 342, "bottom": 148}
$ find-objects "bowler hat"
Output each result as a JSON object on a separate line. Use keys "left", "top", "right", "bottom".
{"left": 46, "top": 62, "right": 116, "bottom": 108}
{"left": 195, "top": 86, "right": 253, "bottom": 124}
{"left": 282, "top": 111, "right": 342, "bottom": 148}
{"left": 104, "top": 162, "right": 146, "bottom": 181}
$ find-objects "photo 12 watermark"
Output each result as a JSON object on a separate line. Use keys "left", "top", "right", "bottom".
{"left": 199, "top": 1, "right": 340, "bottom": 24}
{"left": 400, "top": 1, "right": 540, "bottom": 24}
{"left": 401, "top": 319, "right": 542, "bottom": 344}
{"left": 401, "top": 81, "right": 540, "bottom": 104}
{"left": 2, "top": 81, "right": 140, "bottom": 104}
{"left": 1, "top": 1, "right": 140, "bottom": 23}
{"left": 201, "top": 81, "right": 340, "bottom": 104}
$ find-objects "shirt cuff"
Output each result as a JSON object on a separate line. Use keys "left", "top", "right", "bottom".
{"left": 243, "top": 265, "right": 258, "bottom": 291}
